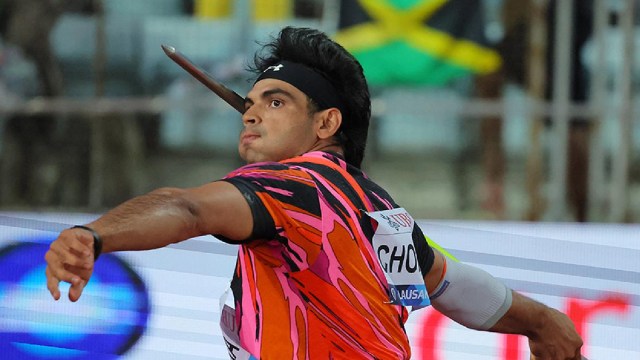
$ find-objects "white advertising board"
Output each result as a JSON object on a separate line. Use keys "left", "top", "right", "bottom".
{"left": 0, "top": 212, "right": 638, "bottom": 359}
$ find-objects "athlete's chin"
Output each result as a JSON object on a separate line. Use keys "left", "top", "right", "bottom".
{"left": 240, "top": 149, "right": 271, "bottom": 164}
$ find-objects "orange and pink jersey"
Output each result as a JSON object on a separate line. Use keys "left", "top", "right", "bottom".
{"left": 220, "top": 151, "right": 434, "bottom": 359}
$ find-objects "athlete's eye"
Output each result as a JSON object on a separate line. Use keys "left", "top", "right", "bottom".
{"left": 270, "top": 99, "right": 283, "bottom": 108}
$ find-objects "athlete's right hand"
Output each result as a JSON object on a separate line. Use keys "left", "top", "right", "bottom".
{"left": 527, "top": 306, "right": 583, "bottom": 360}
{"left": 45, "top": 228, "right": 95, "bottom": 302}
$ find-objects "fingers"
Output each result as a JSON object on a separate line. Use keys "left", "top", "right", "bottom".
{"left": 529, "top": 347, "right": 585, "bottom": 360}
{"left": 52, "top": 229, "right": 94, "bottom": 259}
{"left": 68, "top": 278, "right": 87, "bottom": 302}
{"left": 44, "top": 250, "right": 86, "bottom": 284}
{"left": 45, "top": 229, "right": 96, "bottom": 302}
{"left": 45, "top": 252, "right": 91, "bottom": 301}
{"left": 73, "top": 230, "right": 95, "bottom": 253}
{"left": 529, "top": 339, "right": 583, "bottom": 360}
{"left": 45, "top": 265, "right": 61, "bottom": 300}
{"left": 46, "top": 264, "right": 88, "bottom": 302}
{"left": 48, "top": 230, "right": 94, "bottom": 267}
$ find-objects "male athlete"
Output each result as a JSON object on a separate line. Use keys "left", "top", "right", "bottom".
{"left": 45, "top": 27, "right": 583, "bottom": 359}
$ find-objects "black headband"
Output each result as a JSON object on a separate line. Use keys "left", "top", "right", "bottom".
{"left": 255, "top": 60, "right": 345, "bottom": 114}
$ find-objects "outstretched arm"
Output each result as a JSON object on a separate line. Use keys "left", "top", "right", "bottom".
{"left": 45, "top": 181, "right": 252, "bottom": 302}
{"left": 425, "top": 251, "right": 583, "bottom": 360}
{"left": 490, "top": 290, "right": 584, "bottom": 359}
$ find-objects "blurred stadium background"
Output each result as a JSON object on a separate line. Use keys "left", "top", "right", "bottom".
{"left": 0, "top": 1, "right": 639, "bottom": 359}
{"left": 0, "top": 0, "right": 638, "bottom": 222}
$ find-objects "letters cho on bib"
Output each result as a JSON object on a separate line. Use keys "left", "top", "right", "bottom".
{"left": 366, "top": 208, "right": 430, "bottom": 309}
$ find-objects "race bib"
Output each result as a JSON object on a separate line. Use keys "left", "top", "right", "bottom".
{"left": 219, "top": 289, "right": 259, "bottom": 360}
{"left": 366, "top": 208, "right": 430, "bottom": 308}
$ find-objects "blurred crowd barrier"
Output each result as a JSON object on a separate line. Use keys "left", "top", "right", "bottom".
{"left": 0, "top": 0, "right": 638, "bottom": 223}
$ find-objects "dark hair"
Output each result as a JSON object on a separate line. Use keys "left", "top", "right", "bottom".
{"left": 249, "top": 27, "right": 371, "bottom": 168}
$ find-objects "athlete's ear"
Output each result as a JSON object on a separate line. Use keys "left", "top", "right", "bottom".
{"left": 316, "top": 108, "right": 342, "bottom": 140}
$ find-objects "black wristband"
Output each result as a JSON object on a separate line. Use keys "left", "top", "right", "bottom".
{"left": 71, "top": 225, "right": 103, "bottom": 260}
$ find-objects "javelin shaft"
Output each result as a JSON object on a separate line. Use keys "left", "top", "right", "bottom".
{"left": 161, "top": 45, "right": 245, "bottom": 114}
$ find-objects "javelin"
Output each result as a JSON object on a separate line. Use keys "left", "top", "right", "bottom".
{"left": 161, "top": 45, "right": 246, "bottom": 114}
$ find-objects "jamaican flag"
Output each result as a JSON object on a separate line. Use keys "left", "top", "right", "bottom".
{"left": 335, "top": 0, "right": 501, "bottom": 86}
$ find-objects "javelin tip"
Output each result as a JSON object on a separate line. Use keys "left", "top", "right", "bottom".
{"left": 161, "top": 44, "right": 176, "bottom": 55}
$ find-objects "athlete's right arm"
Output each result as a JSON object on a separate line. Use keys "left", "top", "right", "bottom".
{"left": 424, "top": 251, "right": 583, "bottom": 359}
{"left": 45, "top": 181, "right": 253, "bottom": 302}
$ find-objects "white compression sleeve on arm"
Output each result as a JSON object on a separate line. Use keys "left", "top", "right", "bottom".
{"left": 429, "top": 252, "right": 513, "bottom": 330}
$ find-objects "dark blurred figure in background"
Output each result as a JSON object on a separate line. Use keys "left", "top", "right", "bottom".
{"left": 476, "top": 0, "right": 593, "bottom": 221}
{"left": 0, "top": 0, "right": 67, "bottom": 206}
{"left": 546, "top": 0, "right": 594, "bottom": 222}
{"left": 0, "top": 0, "right": 95, "bottom": 206}
{"left": 0, "top": 0, "right": 146, "bottom": 209}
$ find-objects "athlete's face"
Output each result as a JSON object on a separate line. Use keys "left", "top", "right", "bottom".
{"left": 239, "top": 79, "right": 325, "bottom": 163}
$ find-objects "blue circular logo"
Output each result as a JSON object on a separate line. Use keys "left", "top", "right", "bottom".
{"left": 0, "top": 238, "right": 151, "bottom": 359}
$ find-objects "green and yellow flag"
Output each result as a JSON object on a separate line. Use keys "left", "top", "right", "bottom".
{"left": 335, "top": 0, "right": 501, "bottom": 86}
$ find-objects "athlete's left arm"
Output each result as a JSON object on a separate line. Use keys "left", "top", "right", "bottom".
{"left": 424, "top": 251, "right": 583, "bottom": 360}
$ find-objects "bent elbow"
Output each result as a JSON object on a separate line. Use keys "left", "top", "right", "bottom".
{"left": 147, "top": 187, "right": 201, "bottom": 240}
